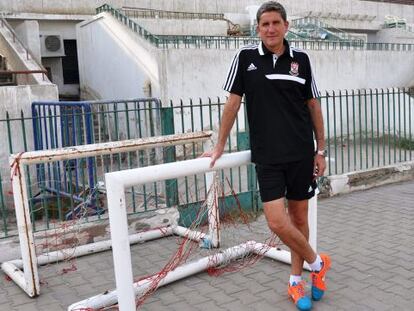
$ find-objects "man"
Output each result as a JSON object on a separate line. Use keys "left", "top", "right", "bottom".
{"left": 202, "top": 2, "right": 331, "bottom": 310}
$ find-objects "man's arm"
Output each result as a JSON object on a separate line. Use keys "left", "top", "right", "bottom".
{"left": 306, "top": 97, "right": 326, "bottom": 177}
{"left": 203, "top": 93, "right": 242, "bottom": 167}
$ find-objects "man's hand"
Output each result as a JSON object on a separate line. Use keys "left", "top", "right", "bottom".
{"left": 313, "top": 154, "right": 326, "bottom": 178}
{"left": 201, "top": 145, "right": 224, "bottom": 168}
{"left": 201, "top": 93, "right": 241, "bottom": 168}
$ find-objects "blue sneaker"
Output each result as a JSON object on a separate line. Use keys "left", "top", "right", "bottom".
{"left": 288, "top": 281, "right": 312, "bottom": 311}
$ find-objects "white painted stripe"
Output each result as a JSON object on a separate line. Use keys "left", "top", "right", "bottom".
{"left": 223, "top": 52, "right": 239, "bottom": 91}
{"left": 223, "top": 45, "right": 258, "bottom": 92}
{"left": 258, "top": 42, "right": 264, "bottom": 55}
{"left": 310, "top": 69, "right": 320, "bottom": 97}
{"left": 265, "top": 74, "right": 306, "bottom": 85}
{"left": 291, "top": 47, "right": 320, "bottom": 97}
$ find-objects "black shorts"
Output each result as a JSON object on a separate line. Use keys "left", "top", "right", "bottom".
{"left": 255, "top": 157, "right": 317, "bottom": 202}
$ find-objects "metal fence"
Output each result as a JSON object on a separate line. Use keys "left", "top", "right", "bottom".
{"left": 0, "top": 97, "right": 252, "bottom": 238}
{"left": 120, "top": 7, "right": 225, "bottom": 20}
{"left": 322, "top": 88, "right": 414, "bottom": 175}
{"left": 1, "top": 88, "right": 413, "bottom": 238}
{"left": 96, "top": 4, "right": 414, "bottom": 51}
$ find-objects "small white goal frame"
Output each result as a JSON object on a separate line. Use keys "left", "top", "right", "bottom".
{"left": 68, "top": 151, "right": 318, "bottom": 310}
{"left": 2, "top": 131, "right": 213, "bottom": 298}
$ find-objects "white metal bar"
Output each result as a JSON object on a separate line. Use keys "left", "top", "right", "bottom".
{"left": 107, "top": 150, "right": 251, "bottom": 188}
{"left": 67, "top": 241, "right": 256, "bottom": 310}
{"left": 172, "top": 226, "right": 207, "bottom": 242}
{"left": 7, "top": 227, "right": 175, "bottom": 269}
{"left": 252, "top": 243, "right": 312, "bottom": 271}
{"left": 9, "top": 159, "right": 39, "bottom": 297}
{"left": 205, "top": 171, "right": 220, "bottom": 248}
{"left": 156, "top": 241, "right": 256, "bottom": 287}
{"left": 308, "top": 192, "right": 318, "bottom": 252}
{"left": 11, "top": 131, "right": 213, "bottom": 165}
{"left": 203, "top": 140, "right": 220, "bottom": 248}
{"left": 105, "top": 176, "right": 136, "bottom": 311}
{"left": 0, "top": 262, "right": 27, "bottom": 291}
{"left": 309, "top": 140, "right": 318, "bottom": 252}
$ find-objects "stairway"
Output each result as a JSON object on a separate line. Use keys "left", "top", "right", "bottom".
{"left": 290, "top": 17, "right": 366, "bottom": 42}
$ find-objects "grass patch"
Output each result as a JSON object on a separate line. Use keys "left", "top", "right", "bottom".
{"left": 397, "top": 138, "right": 414, "bottom": 150}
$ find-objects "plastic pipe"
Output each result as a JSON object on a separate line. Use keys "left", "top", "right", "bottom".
{"left": 67, "top": 241, "right": 256, "bottom": 311}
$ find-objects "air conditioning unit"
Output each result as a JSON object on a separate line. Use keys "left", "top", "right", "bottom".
{"left": 40, "top": 33, "right": 65, "bottom": 57}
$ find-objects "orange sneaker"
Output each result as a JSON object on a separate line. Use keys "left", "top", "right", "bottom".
{"left": 287, "top": 281, "right": 312, "bottom": 311}
{"left": 310, "top": 253, "right": 331, "bottom": 301}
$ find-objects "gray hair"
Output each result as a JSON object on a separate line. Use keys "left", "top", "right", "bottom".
{"left": 256, "top": 1, "right": 287, "bottom": 23}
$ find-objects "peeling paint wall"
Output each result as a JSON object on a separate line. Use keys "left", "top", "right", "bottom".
{"left": 0, "top": 0, "right": 413, "bottom": 25}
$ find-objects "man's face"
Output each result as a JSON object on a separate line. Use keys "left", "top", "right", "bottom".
{"left": 256, "top": 11, "right": 288, "bottom": 49}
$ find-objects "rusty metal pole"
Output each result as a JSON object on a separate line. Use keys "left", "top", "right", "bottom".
{"left": 9, "top": 157, "right": 40, "bottom": 297}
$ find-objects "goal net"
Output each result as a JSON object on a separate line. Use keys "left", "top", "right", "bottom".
{"left": 68, "top": 150, "right": 317, "bottom": 310}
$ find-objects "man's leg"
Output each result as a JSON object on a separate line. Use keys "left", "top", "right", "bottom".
{"left": 256, "top": 161, "right": 330, "bottom": 309}
{"left": 263, "top": 198, "right": 314, "bottom": 311}
{"left": 286, "top": 200, "right": 331, "bottom": 302}
{"left": 288, "top": 199, "right": 310, "bottom": 277}
{"left": 263, "top": 198, "right": 316, "bottom": 264}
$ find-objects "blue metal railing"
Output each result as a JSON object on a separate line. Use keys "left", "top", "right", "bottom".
{"left": 30, "top": 98, "right": 161, "bottom": 221}
{"left": 32, "top": 102, "right": 96, "bottom": 220}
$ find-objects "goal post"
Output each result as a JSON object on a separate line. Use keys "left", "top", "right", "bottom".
{"left": 3, "top": 131, "right": 213, "bottom": 298}
{"left": 85, "top": 150, "right": 318, "bottom": 311}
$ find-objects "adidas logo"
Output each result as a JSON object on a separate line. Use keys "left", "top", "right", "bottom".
{"left": 308, "top": 186, "right": 313, "bottom": 193}
{"left": 247, "top": 63, "right": 257, "bottom": 71}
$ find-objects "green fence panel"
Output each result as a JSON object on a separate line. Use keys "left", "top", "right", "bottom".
{"left": 160, "top": 106, "right": 179, "bottom": 207}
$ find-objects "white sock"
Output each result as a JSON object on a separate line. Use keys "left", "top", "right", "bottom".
{"left": 309, "top": 254, "right": 322, "bottom": 272}
{"left": 289, "top": 274, "right": 302, "bottom": 286}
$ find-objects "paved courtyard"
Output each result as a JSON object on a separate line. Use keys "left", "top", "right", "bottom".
{"left": 1, "top": 179, "right": 414, "bottom": 311}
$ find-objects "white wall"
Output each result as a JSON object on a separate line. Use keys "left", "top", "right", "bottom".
{"left": 0, "top": 20, "right": 50, "bottom": 85}
{"left": 13, "top": 20, "right": 42, "bottom": 63}
{"left": 1, "top": 0, "right": 414, "bottom": 25}
{"left": 162, "top": 47, "right": 414, "bottom": 102}
{"left": 307, "top": 49, "right": 414, "bottom": 91}
{"left": 162, "top": 48, "right": 231, "bottom": 102}
{"left": 163, "top": 46, "right": 414, "bottom": 139}
{"left": 38, "top": 20, "right": 80, "bottom": 39}
{"left": 77, "top": 13, "right": 161, "bottom": 100}
{"left": 374, "top": 28, "right": 414, "bottom": 44}
{"left": 150, "top": 0, "right": 414, "bottom": 24}
{"left": 76, "top": 11, "right": 414, "bottom": 100}
{"left": 134, "top": 18, "right": 228, "bottom": 36}
{"left": 0, "top": 0, "right": 114, "bottom": 15}
{"left": 0, "top": 84, "right": 58, "bottom": 195}
{"left": 8, "top": 19, "right": 80, "bottom": 40}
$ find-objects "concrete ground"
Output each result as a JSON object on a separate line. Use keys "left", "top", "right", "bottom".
{"left": 1, "top": 179, "right": 414, "bottom": 311}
